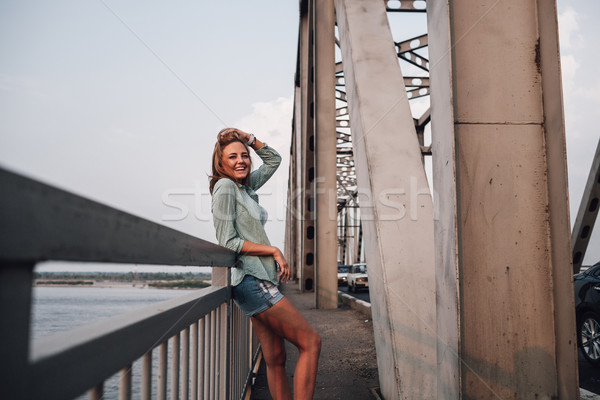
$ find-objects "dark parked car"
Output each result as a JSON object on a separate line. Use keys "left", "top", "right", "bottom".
{"left": 574, "top": 261, "right": 600, "bottom": 365}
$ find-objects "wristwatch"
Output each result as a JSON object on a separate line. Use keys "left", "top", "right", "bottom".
{"left": 247, "top": 133, "right": 256, "bottom": 146}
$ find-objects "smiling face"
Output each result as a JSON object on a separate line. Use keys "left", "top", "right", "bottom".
{"left": 221, "top": 141, "right": 250, "bottom": 183}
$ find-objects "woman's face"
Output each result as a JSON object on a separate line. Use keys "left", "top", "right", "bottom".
{"left": 221, "top": 141, "right": 250, "bottom": 182}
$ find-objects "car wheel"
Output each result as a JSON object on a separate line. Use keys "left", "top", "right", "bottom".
{"left": 579, "top": 312, "right": 600, "bottom": 365}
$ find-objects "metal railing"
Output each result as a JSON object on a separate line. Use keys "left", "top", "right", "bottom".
{"left": 0, "top": 166, "right": 260, "bottom": 400}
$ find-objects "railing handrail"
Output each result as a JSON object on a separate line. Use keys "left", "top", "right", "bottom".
{"left": 29, "top": 286, "right": 228, "bottom": 400}
{"left": 0, "top": 166, "right": 256, "bottom": 400}
{"left": 0, "top": 165, "right": 236, "bottom": 267}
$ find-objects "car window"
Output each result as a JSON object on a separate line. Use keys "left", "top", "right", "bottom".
{"left": 351, "top": 265, "right": 367, "bottom": 273}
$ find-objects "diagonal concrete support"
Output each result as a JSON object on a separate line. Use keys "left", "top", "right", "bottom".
{"left": 572, "top": 137, "right": 600, "bottom": 273}
{"left": 428, "top": 0, "right": 579, "bottom": 398}
{"left": 335, "top": 0, "right": 437, "bottom": 398}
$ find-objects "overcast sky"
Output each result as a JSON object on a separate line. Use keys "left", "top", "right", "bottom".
{"left": 1, "top": 0, "right": 598, "bottom": 272}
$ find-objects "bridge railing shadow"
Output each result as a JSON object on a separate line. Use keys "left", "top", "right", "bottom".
{"left": 0, "top": 166, "right": 259, "bottom": 400}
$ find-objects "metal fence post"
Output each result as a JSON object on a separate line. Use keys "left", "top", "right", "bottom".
{"left": 225, "top": 267, "right": 231, "bottom": 400}
{"left": 0, "top": 262, "right": 34, "bottom": 399}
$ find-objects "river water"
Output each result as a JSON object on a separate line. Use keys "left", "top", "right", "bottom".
{"left": 31, "top": 286, "right": 191, "bottom": 399}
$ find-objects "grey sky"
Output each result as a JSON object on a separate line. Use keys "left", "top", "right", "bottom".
{"left": 0, "top": 1, "right": 598, "bottom": 273}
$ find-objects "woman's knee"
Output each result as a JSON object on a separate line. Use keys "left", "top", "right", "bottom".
{"left": 263, "top": 343, "right": 287, "bottom": 367}
{"left": 300, "top": 329, "right": 321, "bottom": 355}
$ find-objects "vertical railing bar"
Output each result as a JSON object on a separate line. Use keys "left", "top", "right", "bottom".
{"left": 204, "top": 312, "right": 211, "bottom": 400}
{"left": 214, "top": 304, "right": 224, "bottom": 400}
{"left": 211, "top": 309, "right": 217, "bottom": 400}
{"left": 222, "top": 303, "right": 227, "bottom": 400}
{"left": 141, "top": 351, "right": 152, "bottom": 400}
{"left": 239, "top": 306, "right": 244, "bottom": 400}
{"left": 158, "top": 342, "right": 168, "bottom": 400}
{"left": 191, "top": 322, "right": 198, "bottom": 400}
{"left": 240, "top": 304, "right": 250, "bottom": 398}
{"left": 199, "top": 317, "right": 206, "bottom": 400}
{"left": 220, "top": 304, "right": 225, "bottom": 400}
{"left": 119, "top": 364, "right": 132, "bottom": 400}
{"left": 243, "top": 312, "right": 248, "bottom": 396}
{"left": 182, "top": 327, "right": 190, "bottom": 400}
{"left": 89, "top": 382, "right": 104, "bottom": 400}
{"left": 225, "top": 268, "right": 231, "bottom": 400}
{"left": 171, "top": 333, "right": 180, "bottom": 400}
{"left": 232, "top": 305, "right": 237, "bottom": 400}
{"left": 245, "top": 307, "right": 250, "bottom": 399}
{"left": 214, "top": 308, "right": 219, "bottom": 400}
{"left": 238, "top": 306, "right": 242, "bottom": 400}
{"left": 247, "top": 314, "right": 253, "bottom": 399}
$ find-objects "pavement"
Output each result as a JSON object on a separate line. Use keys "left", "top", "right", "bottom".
{"left": 249, "top": 281, "right": 380, "bottom": 400}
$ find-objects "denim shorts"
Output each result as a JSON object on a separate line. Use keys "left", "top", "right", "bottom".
{"left": 232, "top": 275, "right": 284, "bottom": 317}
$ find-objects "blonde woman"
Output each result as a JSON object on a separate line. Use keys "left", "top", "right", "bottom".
{"left": 210, "top": 128, "right": 321, "bottom": 399}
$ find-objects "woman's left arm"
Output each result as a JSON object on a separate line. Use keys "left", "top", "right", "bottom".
{"left": 235, "top": 129, "right": 282, "bottom": 191}
{"left": 239, "top": 240, "right": 291, "bottom": 283}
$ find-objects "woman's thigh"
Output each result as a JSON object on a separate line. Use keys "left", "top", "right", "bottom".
{"left": 252, "top": 297, "right": 319, "bottom": 350}
{"left": 251, "top": 315, "right": 286, "bottom": 365}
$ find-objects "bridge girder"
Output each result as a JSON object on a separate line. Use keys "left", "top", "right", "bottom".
{"left": 287, "top": 0, "right": 580, "bottom": 398}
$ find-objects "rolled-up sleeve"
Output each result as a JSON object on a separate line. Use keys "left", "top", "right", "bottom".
{"left": 211, "top": 179, "right": 245, "bottom": 253}
{"left": 249, "top": 144, "right": 282, "bottom": 191}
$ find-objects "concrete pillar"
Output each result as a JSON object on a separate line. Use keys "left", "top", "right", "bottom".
{"left": 299, "top": 4, "right": 316, "bottom": 292}
{"left": 294, "top": 85, "right": 304, "bottom": 281}
{"left": 284, "top": 134, "right": 295, "bottom": 277}
{"left": 353, "top": 205, "right": 360, "bottom": 264}
{"left": 427, "top": 0, "right": 579, "bottom": 398}
{"left": 314, "top": 0, "right": 338, "bottom": 309}
{"left": 335, "top": 0, "right": 437, "bottom": 398}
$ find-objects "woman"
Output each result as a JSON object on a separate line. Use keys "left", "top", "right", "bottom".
{"left": 210, "top": 128, "right": 321, "bottom": 400}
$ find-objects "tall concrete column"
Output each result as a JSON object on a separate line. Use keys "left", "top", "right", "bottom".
{"left": 428, "top": 1, "right": 578, "bottom": 398}
{"left": 314, "top": 0, "right": 338, "bottom": 309}
{"left": 289, "top": 85, "right": 303, "bottom": 281}
{"left": 284, "top": 124, "right": 296, "bottom": 278}
{"left": 335, "top": 0, "right": 437, "bottom": 398}
{"left": 299, "top": 3, "right": 316, "bottom": 292}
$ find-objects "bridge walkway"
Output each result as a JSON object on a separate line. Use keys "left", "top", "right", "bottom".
{"left": 250, "top": 282, "right": 380, "bottom": 400}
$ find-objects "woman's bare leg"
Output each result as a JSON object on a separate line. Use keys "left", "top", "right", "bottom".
{"left": 253, "top": 298, "right": 321, "bottom": 400}
{"left": 251, "top": 316, "right": 292, "bottom": 400}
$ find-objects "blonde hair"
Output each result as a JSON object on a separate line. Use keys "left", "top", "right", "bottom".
{"left": 209, "top": 128, "right": 252, "bottom": 194}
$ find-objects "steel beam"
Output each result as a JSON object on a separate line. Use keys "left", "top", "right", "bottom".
{"left": 572, "top": 137, "right": 600, "bottom": 273}
{"left": 314, "top": 0, "right": 338, "bottom": 309}
{"left": 428, "top": 0, "right": 578, "bottom": 398}
{"left": 335, "top": 0, "right": 437, "bottom": 398}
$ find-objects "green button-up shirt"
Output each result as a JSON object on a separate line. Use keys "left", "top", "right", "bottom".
{"left": 211, "top": 144, "right": 282, "bottom": 286}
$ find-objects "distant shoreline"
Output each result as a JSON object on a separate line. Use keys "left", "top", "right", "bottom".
{"left": 34, "top": 280, "right": 212, "bottom": 290}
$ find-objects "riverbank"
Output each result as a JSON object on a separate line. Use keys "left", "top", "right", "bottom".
{"left": 34, "top": 280, "right": 211, "bottom": 289}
